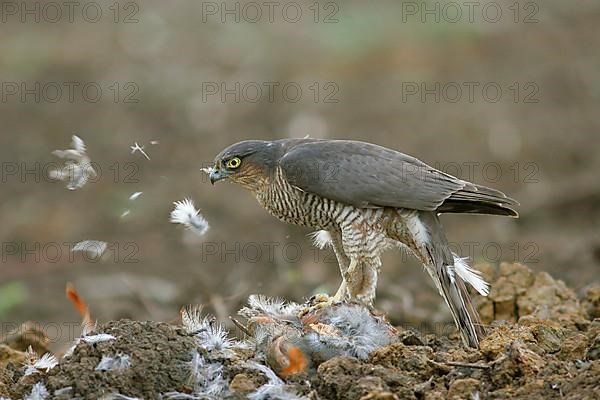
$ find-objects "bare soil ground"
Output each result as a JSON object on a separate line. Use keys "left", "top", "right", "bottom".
{"left": 2, "top": 263, "right": 599, "bottom": 399}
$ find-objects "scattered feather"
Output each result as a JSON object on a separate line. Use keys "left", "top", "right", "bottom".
{"left": 25, "top": 382, "right": 49, "bottom": 400}
{"left": 50, "top": 135, "right": 97, "bottom": 190}
{"left": 100, "top": 394, "right": 141, "bottom": 400}
{"left": 71, "top": 240, "right": 107, "bottom": 259}
{"left": 181, "top": 305, "right": 212, "bottom": 334}
{"left": 242, "top": 295, "right": 302, "bottom": 320}
{"left": 121, "top": 210, "right": 131, "bottom": 218}
{"left": 246, "top": 362, "right": 283, "bottom": 385}
{"left": 24, "top": 349, "right": 58, "bottom": 376}
{"left": 64, "top": 332, "right": 117, "bottom": 358}
{"left": 246, "top": 362, "right": 305, "bottom": 400}
{"left": 170, "top": 198, "right": 209, "bottom": 236}
{"left": 95, "top": 353, "right": 131, "bottom": 371}
{"left": 66, "top": 282, "right": 93, "bottom": 333}
{"left": 150, "top": 140, "right": 160, "bottom": 145}
{"left": 200, "top": 166, "right": 214, "bottom": 175}
{"left": 130, "top": 142, "right": 150, "bottom": 160}
{"left": 72, "top": 135, "right": 86, "bottom": 153}
{"left": 81, "top": 333, "right": 116, "bottom": 344}
{"left": 197, "top": 323, "right": 236, "bottom": 352}
{"left": 53, "top": 387, "right": 72, "bottom": 396}
{"left": 180, "top": 306, "right": 240, "bottom": 354}
{"left": 163, "top": 393, "right": 197, "bottom": 399}
{"left": 129, "top": 192, "right": 143, "bottom": 201}
{"left": 186, "top": 350, "right": 228, "bottom": 397}
{"left": 248, "top": 384, "right": 306, "bottom": 400}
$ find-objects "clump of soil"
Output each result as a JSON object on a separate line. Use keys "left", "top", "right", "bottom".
{"left": 3, "top": 263, "right": 600, "bottom": 399}
{"left": 476, "top": 262, "right": 588, "bottom": 327}
{"left": 10, "top": 320, "right": 199, "bottom": 399}
{"left": 311, "top": 263, "right": 600, "bottom": 400}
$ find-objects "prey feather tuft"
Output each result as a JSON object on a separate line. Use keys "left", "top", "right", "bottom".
{"left": 24, "top": 347, "right": 58, "bottom": 376}
{"left": 95, "top": 353, "right": 131, "bottom": 371}
{"left": 246, "top": 362, "right": 305, "bottom": 400}
{"left": 25, "top": 382, "right": 49, "bottom": 400}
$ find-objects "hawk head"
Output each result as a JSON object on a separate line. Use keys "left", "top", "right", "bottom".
{"left": 209, "top": 140, "right": 279, "bottom": 190}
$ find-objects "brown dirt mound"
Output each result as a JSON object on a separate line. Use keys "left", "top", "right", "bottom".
{"left": 3, "top": 263, "right": 600, "bottom": 399}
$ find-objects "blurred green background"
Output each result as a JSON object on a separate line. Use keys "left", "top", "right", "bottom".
{"left": 1, "top": 0, "right": 599, "bottom": 351}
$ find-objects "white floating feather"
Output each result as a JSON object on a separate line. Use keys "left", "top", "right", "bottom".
{"left": 50, "top": 135, "right": 96, "bottom": 190}
{"left": 170, "top": 198, "right": 209, "bottom": 236}
{"left": 72, "top": 240, "right": 107, "bottom": 259}
{"left": 129, "top": 192, "right": 143, "bottom": 201}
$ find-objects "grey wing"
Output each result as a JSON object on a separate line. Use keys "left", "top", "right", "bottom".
{"left": 279, "top": 140, "right": 518, "bottom": 216}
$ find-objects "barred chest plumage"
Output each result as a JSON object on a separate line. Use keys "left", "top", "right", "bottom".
{"left": 252, "top": 167, "right": 418, "bottom": 263}
{"left": 253, "top": 167, "right": 401, "bottom": 236}
{"left": 255, "top": 167, "right": 340, "bottom": 230}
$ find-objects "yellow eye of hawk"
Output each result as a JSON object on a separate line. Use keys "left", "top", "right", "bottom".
{"left": 226, "top": 157, "right": 241, "bottom": 169}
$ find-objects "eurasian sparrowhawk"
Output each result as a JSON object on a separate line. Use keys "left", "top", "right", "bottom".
{"left": 209, "top": 139, "right": 518, "bottom": 348}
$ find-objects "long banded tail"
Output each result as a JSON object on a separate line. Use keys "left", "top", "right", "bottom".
{"left": 436, "top": 259, "right": 487, "bottom": 348}
{"left": 417, "top": 212, "right": 488, "bottom": 348}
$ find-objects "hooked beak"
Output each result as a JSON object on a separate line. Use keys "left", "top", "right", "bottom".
{"left": 209, "top": 168, "right": 229, "bottom": 185}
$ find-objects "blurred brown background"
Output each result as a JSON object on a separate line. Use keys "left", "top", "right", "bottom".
{"left": 1, "top": 0, "right": 599, "bottom": 351}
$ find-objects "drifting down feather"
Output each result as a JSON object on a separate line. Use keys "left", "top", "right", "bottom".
{"left": 129, "top": 192, "right": 143, "bottom": 201}
{"left": 170, "top": 198, "right": 209, "bottom": 236}
{"left": 50, "top": 135, "right": 97, "bottom": 190}
{"left": 72, "top": 240, "right": 107, "bottom": 259}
